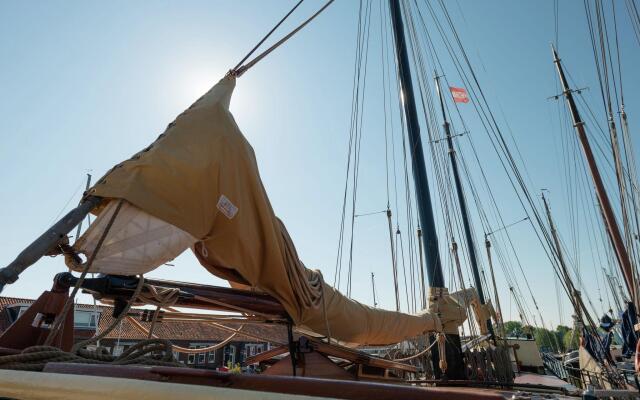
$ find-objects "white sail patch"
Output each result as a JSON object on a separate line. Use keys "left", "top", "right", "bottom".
{"left": 66, "top": 200, "right": 196, "bottom": 275}
{"left": 216, "top": 194, "right": 238, "bottom": 220}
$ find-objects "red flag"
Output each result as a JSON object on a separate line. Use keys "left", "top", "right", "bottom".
{"left": 449, "top": 86, "right": 469, "bottom": 103}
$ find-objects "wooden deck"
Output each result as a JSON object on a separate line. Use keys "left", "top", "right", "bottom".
{"left": 515, "top": 372, "right": 578, "bottom": 392}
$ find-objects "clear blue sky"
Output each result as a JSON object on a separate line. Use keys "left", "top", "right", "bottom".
{"left": 1, "top": 0, "right": 638, "bottom": 330}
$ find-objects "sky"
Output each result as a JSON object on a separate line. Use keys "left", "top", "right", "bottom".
{"left": 0, "top": 0, "right": 639, "bottom": 331}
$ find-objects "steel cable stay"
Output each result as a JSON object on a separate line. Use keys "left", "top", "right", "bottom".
{"left": 381, "top": 0, "right": 404, "bottom": 312}
{"left": 404, "top": 0, "right": 552, "bottom": 334}
{"left": 345, "top": 0, "right": 374, "bottom": 299}
{"left": 408, "top": 0, "right": 548, "bottom": 340}
{"left": 624, "top": 0, "right": 640, "bottom": 45}
{"left": 333, "top": 0, "right": 369, "bottom": 291}
{"left": 418, "top": 0, "right": 616, "bottom": 344}
{"left": 585, "top": 0, "right": 638, "bottom": 280}
{"left": 418, "top": 0, "right": 592, "bottom": 320}
{"left": 403, "top": 0, "right": 480, "bottom": 336}
{"left": 402, "top": 1, "right": 447, "bottom": 314}
{"left": 424, "top": 6, "right": 544, "bottom": 324}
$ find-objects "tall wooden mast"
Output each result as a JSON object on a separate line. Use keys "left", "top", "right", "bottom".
{"left": 552, "top": 45, "right": 636, "bottom": 306}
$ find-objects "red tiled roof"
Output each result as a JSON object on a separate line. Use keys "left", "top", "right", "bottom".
{"left": 0, "top": 296, "right": 286, "bottom": 344}
{"left": 0, "top": 296, "right": 35, "bottom": 307}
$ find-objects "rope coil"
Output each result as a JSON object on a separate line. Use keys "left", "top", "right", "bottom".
{"left": 0, "top": 339, "right": 182, "bottom": 372}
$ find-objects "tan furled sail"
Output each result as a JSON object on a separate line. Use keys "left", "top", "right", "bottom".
{"left": 70, "top": 76, "right": 465, "bottom": 345}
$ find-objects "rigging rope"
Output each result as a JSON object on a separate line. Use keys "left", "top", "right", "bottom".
{"left": 232, "top": 0, "right": 334, "bottom": 77}
{"left": 44, "top": 199, "right": 125, "bottom": 347}
{"left": 232, "top": 0, "right": 305, "bottom": 72}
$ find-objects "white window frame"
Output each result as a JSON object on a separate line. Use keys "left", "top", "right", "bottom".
{"left": 224, "top": 344, "right": 236, "bottom": 366}
{"left": 74, "top": 309, "right": 101, "bottom": 330}
{"left": 188, "top": 344, "right": 198, "bottom": 364}
{"left": 245, "top": 343, "right": 265, "bottom": 358}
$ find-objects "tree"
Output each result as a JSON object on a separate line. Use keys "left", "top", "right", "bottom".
{"left": 555, "top": 325, "right": 571, "bottom": 352}
{"left": 503, "top": 321, "right": 523, "bottom": 337}
{"left": 563, "top": 329, "right": 579, "bottom": 351}
{"left": 533, "top": 328, "right": 559, "bottom": 352}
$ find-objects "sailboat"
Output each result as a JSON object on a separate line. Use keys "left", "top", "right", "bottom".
{"left": 0, "top": 0, "right": 638, "bottom": 398}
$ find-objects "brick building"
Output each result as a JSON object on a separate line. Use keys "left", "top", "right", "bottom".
{"left": 0, "top": 296, "right": 286, "bottom": 369}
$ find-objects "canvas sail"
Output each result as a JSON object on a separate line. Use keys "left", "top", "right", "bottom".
{"left": 68, "top": 76, "right": 465, "bottom": 345}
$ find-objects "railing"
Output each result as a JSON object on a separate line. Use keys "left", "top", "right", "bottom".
{"left": 540, "top": 352, "right": 568, "bottom": 380}
{"left": 540, "top": 351, "right": 635, "bottom": 391}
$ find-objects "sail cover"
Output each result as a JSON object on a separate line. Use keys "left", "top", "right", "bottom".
{"left": 71, "top": 76, "right": 462, "bottom": 345}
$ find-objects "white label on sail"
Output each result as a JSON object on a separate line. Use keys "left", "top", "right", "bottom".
{"left": 217, "top": 194, "right": 238, "bottom": 219}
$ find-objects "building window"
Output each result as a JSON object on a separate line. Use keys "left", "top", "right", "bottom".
{"left": 6, "top": 304, "right": 30, "bottom": 323}
{"left": 245, "top": 343, "right": 265, "bottom": 358}
{"left": 198, "top": 352, "right": 206, "bottom": 364}
{"left": 208, "top": 350, "right": 215, "bottom": 363}
{"left": 224, "top": 345, "right": 236, "bottom": 366}
{"left": 74, "top": 310, "right": 100, "bottom": 329}
{"left": 188, "top": 344, "right": 198, "bottom": 364}
{"left": 113, "top": 345, "right": 124, "bottom": 356}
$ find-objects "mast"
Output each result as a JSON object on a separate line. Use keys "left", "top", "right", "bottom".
{"left": 388, "top": 0, "right": 444, "bottom": 289}
{"left": 541, "top": 191, "right": 582, "bottom": 322}
{"left": 551, "top": 45, "right": 636, "bottom": 306}
{"left": 371, "top": 272, "right": 378, "bottom": 308}
{"left": 484, "top": 238, "right": 504, "bottom": 336}
{"left": 434, "top": 73, "right": 494, "bottom": 339}
{"left": 389, "top": 0, "right": 464, "bottom": 378}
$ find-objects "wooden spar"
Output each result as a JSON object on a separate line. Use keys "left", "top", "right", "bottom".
{"left": 434, "top": 73, "right": 494, "bottom": 340}
{"left": 483, "top": 237, "right": 504, "bottom": 336}
{"left": 386, "top": 209, "right": 401, "bottom": 311}
{"left": 74, "top": 174, "right": 93, "bottom": 240}
{"left": 370, "top": 272, "right": 378, "bottom": 308}
{"left": 56, "top": 273, "right": 289, "bottom": 319}
{"left": 619, "top": 104, "right": 640, "bottom": 308}
{"left": 552, "top": 46, "right": 636, "bottom": 305}
{"left": 541, "top": 194, "right": 572, "bottom": 289}
{"left": 541, "top": 192, "right": 583, "bottom": 323}
{"left": 388, "top": 0, "right": 464, "bottom": 379}
{"left": 0, "top": 195, "right": 102, "bottom": 293}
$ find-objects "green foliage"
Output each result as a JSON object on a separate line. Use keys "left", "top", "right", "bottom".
{"left": 533, "top": 327, "right": 560, "bottom": 352}
{"left": 503, "top": 321, "right": 576, "bottom": 353}
{"left": 504, "top": 321, "right": 523, "bottom": 337}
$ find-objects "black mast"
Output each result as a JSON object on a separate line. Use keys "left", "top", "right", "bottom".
{"left": 388, "top": 0, "right": 464, "bottom": 378}
{"left": 434, "top": 74, "right": 494, "bottom": 340}
{"left": 388, "top": 0, "right": 443, "bottom": 288}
